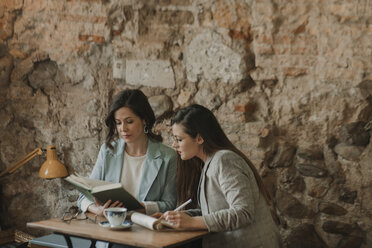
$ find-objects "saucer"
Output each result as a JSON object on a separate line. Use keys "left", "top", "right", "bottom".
{"left": 99, "top": 220, "right": 132, "bottom": 230}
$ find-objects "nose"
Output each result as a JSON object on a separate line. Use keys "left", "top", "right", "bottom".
{"left": 118, "top": 122, "right": 128, "bottom": 132}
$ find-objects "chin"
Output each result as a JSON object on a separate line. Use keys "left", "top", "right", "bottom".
{"left": 180, "top": 154, "right": 191, "bottom": 160}
{"left": 121, "top": 137, "right": 132, "bottom": 143}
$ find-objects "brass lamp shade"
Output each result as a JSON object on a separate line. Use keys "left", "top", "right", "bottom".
{"left": 39, "top": 145, "right": 68, "bottom": 179}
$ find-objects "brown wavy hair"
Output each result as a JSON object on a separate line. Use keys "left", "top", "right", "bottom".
{"left": 105, "top": 89, "right": 162, "bottom": 150}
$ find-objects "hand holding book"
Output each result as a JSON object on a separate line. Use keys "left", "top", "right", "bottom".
{"left": 89, "top": 198, "right": 124, "bottom": 217}
{"left": 132, "top": 199, "right": 192, "bottom": 231}
{"left": 65, "top": 174, "right": 144, "bottom": 211}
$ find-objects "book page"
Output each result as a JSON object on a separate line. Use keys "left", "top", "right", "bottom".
{"left": 92, "top": 182, "right": 123, "bottom": 192}
{"left": 67, "top": 174, "right": 112, "bottom": 188}
{"left": 131, "top": 212, "right": 174, "bottom": 231}
{"left": 65, "top": 175, "right": 92, "bottom": 190}
{"left": 131, "top": 212, "right": 157, "bottom": 230}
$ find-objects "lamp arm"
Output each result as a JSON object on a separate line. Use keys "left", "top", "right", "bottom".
{"left": 0, "top": 148, "right": 44, "bottom": 178}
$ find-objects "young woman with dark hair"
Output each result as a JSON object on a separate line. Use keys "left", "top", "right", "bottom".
{"left": 77, "top": 89, "right": 177, "bottom": 217}
{"left": 163, "top": 104, "right": 281, "bottom": 248}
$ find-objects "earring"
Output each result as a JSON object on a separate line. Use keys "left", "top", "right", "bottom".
{"left": 144, "top": 124, "right": 149, "bottom": 134}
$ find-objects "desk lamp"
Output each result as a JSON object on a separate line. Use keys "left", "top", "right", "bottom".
{"left": 0, "top": 145, "right": 68, "bottom": 179}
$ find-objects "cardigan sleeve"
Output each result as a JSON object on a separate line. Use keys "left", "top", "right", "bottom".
{"left": 77, "top": 144, "right": 106, "bottom": 211}
{"left": 203, "top": 152, "right": 260, "bottom": 232}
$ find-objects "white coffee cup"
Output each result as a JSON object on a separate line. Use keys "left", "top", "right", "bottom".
{"left": 103, "top": 207, "right": 127, "bottom": 227}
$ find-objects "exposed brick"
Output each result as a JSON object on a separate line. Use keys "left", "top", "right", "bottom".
{"left": 138, "top": 7, "right": 193, "bottom": 41}
{"left": 214, "top": 1, "right": 251, "bottom": 34}
{"left": 9, "top": 49, "right": 27, "bottom": 59}
{"left": 291, "top": 35, "right": 317, "bottom": 46}
{"left": 78, "top": 34, "right": 105, "bottom": 43}
{"left": 291, "top": 46, "right": 318, "bottom": 56}
{"left": 234, "top": 103, "right": 256, "bottom": 113}
{"left": 0, "top": 13, "right": 15, "bottom": 40}
{"left": 60, "top": 14, "right": 107, "bottom": 24}
{"left": 242, "top": 105, "right": 258, "bottom": 121}
{"left": 292, "top": 20, "right": 308, "bottom": 34}
{"left": 228, "top": 29, "right": 252, "bottom": 41}
{"left": 78, "top": 34, "right": 89, "bottom": 42}
{"left": 283, "top": 67, "right": 308, "bottom": 77}
{"left": 2, "top": 0, "right": 23, "bottom": 11}
{"left": 198, "top": 7, "right": 213, "bottom": 27}
{"left": 31, "top": 51, "right": 49, "bottom": 63}
{"left": 257, "top": 35, "right": 274, "bottom": 44}
{"left": 92, "top": 36, "right": 105, "bottom": 43}
{"left": 66, "top": 0, "right": 103, "bottom": 2}
{"left": 158, "top": 0, "right": 192, "bottom": 5}
{"left": 273, "top": 46, "right": 289, "bottom": 55}
{"left": 140, "top": 8, "right": 194, "bottom": 26}
{"left": 274, "top": 35, "right": 291, "bottom": 45}
{"left": 112, "top": 30, "right": 121, "bottom": 36}
{"left": 157, "top": 10, "right": 194, "bottom": 25}
{"left": 75, "top": 44, "right": 91, "bottom": 55}
{"left": 257, "top": 45, "right": 274, "bottom": 55}
{"left": 245, "top": 122, "right": 267, "bottom": 135}
{"left": 329, "top": 3, "right": 357, "bottom": 17}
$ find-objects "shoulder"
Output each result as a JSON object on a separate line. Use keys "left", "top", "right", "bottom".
{"left": 160, "top": 143, "right": 177, "bottom": 158}
{"left": 98, "top": 139, "right": 124, "bottom": 156}
{"left": 210, "top": 150, "right": 248, "bottom": 172}
{"left": 148, "top": 139, "right": 177, "bottom": 160}
{"left": 212, "top": 150, "right": 244, "bottom": 163}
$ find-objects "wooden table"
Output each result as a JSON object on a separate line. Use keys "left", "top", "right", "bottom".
{"left": 27, "top": 215, "right": 208, "bottom": 248}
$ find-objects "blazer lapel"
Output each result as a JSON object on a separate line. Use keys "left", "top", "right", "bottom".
{"left": 105, "top": 139, "right": 125, "bottom": 183}
{"left": 138, "top": 139, "right": 162, "bottom": 201}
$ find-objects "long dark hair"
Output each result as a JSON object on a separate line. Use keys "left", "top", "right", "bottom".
{"left": 171, "top": 104, "right": 272, "bottom": 206}
{"left": 105, "top": 89, "right": 162, "bottom": 150}
{"left": 176, "top": 156, "right": 203, "bottom": 209}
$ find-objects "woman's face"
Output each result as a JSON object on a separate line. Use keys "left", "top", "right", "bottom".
{"left": 114, "top": 107, "right": 146, "bottom": 144}
{"left": 172, "top": 123, "right": 203, "bottom": 161}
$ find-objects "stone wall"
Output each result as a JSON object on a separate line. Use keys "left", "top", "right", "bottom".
{"left": 0, "top": 0, "right": 371, "bottom": 247}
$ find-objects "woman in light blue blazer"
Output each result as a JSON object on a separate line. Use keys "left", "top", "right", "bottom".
{"left": 77, "top": 89, "right": 177, "bottom": 216}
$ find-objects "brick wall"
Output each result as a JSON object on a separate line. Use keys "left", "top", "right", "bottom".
{"left": 0, "top": 0, "right": 371, "bottom": 247}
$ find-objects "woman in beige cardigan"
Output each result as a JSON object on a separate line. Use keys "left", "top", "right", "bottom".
{"left": 164, "top": 104, "right": 282, "bottom": 248}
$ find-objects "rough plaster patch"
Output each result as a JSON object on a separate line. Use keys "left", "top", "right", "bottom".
{"left": 126, "top": 60, "right": 175, "bottom": 88}
{"left": 184, "top": 30, "right": 245, "bottom": 83}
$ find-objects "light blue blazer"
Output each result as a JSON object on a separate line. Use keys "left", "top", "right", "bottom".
{"left": 77, "top": 138, "right": 177, "bottom": 212}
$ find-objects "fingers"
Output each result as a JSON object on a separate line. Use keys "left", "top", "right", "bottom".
{"left": 103, "top": 200, "right": 112, "bottom": 208}
{"left": 151, "top": 212, "right": 163, "bottom": 218}
{"left": 109, "top": 200, "right": 123, "bottom": 208}
{"left": 93, "top": 197, "right": 103, "bottom": 206}
{"left": 164, "top": 211, "right": 179, "bottom": 223}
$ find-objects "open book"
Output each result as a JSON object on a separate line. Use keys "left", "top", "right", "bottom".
{"left": 131, "top": 212, "right": 175, "bottom": 231}
{"left": 65, "top": 174, "right": 144, "bottom": 211}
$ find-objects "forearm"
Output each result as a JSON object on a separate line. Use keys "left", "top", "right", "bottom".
{"left": 87, "top": 203, "right": 101, "bottom": 216}
{"left": 188, "top": 216, "right": 208, "bottom": 230}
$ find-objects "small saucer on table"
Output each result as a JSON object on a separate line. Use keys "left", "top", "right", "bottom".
{"left": 99, "top": 220, "right": 132, "bottom": 230}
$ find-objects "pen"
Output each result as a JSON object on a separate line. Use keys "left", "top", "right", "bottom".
{"left": 174, "top": 199, "right": 192, "bottom": 211}
{"left": 157, "top": 199, "right": 192, "bottom": 222}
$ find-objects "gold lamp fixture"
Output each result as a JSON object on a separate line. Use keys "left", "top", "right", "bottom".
{"left": 0, "top": 145, "right": 69, "bottom": 179}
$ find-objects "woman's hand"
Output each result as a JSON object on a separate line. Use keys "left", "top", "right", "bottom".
{"left": 163, "top": 211, "right": 208, "bottom": 230}
{"left": 151, "top": 212, "right": 163, "bottom": 219}
{"left": 89, "top": 198, "right": 124, "bottom": 216}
